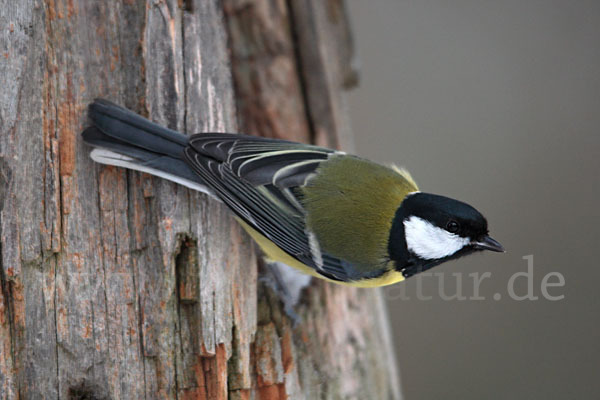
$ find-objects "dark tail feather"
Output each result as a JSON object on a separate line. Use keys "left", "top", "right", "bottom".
{"left": 82, "top": 99, "right": 213, "bottom": 195}
{"left": 87, "top": 99, "right": 188, "bottom": 158}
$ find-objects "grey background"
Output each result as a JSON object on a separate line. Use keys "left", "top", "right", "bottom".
{"left": 346, "top": 1, "right": 600, "bottom": 399}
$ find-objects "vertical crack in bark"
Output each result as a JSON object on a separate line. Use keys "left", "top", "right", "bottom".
{"left": 173, "top": 303, "right": 180, "bottom": 400}
{"left": 285, "top": 0, "right": 318, "bottom": 147}
{"left": 181, "top": 0, "right": 189, "bottom": 139}
{"left": 173, "top": 236, "right": 184, "bottom": 400}
{"left": 0, "top": 158, "right": 15, "bottom": 376}
{"left": 174, "top": 6, "right": 188, "bottom": 398}
{"left": 136, "top": 292, "right": 148, "bottom": 400}
{"left": 125, "top": 174, "right": 148, "bottom": 400}
{"left": 174, "top": 234, "right": 200, "bottom": 397}
{"left": 175, "top": 236, "right": 199, "bottom": 303}
{"left": 52, "top": 253, "right": 60, "bottom": 399}
{"left": 42, "top": 17, "right": 60, "bottom": 254}
{"left": 39, "top": 3, "right": 62, "bottom": 396}
{"left": 0, "top": 241, "right": 17, "bottom": 386}
{"left": 94, "top": 163, "right": 111, "bottom": 400}
{"left": 136, "top": 3, "right": 149, "bottom": 395}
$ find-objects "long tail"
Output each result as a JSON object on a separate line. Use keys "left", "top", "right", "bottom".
{"left": 82, "top": 99, "right": 213, "bottom": 195}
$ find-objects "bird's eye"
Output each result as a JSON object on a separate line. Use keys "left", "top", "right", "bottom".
{"left": 446, "top": 220, "right": 460, "bottom": 233}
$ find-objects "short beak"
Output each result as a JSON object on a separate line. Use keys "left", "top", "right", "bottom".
{"left": 472, "top": 235, "right": 505, "bottom": 253}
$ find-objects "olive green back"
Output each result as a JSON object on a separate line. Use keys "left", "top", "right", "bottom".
{"left": 301, "top": 155, "right": 419, "bottom": 271}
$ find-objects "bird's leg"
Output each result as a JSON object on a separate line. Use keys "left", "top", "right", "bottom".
{"left": 258, "top": 259, "right": 312, "bottom": 325}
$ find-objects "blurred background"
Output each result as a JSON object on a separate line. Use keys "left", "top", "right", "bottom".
{"left": 346, "top": 1, "right": 600, "bottom": 399}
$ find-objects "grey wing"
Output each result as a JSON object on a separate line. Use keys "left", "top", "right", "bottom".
{"left": 183, "top": 133, "right": 352, "bottom": 282}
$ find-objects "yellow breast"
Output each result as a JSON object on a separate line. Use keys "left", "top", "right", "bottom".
{"left": 237, "top": 219, "right": 405, "bottom": 287}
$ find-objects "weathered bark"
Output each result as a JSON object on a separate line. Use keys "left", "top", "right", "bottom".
{"left": 0, "top": 1, "right": 401, "bottom": 399}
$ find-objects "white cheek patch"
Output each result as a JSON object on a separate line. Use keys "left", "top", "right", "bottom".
{"left": 403, "top": 216, "right": 470, "bottom": 260}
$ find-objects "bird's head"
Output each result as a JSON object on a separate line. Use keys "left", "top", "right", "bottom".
{"left": 388, "top": 192, "right": 504, "bottom": 278}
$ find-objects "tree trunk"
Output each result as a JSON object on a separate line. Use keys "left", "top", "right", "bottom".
{"left": 0, "top": 1, "right": 401, "bottom": 399}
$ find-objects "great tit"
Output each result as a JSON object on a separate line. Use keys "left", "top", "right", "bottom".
{"left": 82, "top": 99, "right": 504, "bottom": 287}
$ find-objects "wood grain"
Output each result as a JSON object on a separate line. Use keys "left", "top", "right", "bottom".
{"left": 0, "top": 0, "right": 401, "bottom": 398}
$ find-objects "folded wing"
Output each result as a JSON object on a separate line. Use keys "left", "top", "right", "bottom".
{"left": 184, "top": 133, "right": 355, "bottom": 282}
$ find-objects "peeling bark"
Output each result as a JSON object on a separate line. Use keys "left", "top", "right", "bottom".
{"left": 0, "top": 0, "right": 401, "bottom": 399}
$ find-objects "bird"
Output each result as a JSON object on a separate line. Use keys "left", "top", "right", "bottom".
{"left": 82, "top": 99, "right": 504, "bottom": 288}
